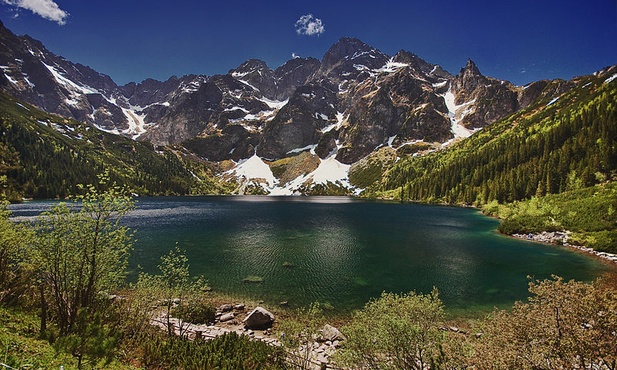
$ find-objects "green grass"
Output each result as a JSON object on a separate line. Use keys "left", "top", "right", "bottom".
{"left": 0, "top": 305, "right": 74, "bottom": 369}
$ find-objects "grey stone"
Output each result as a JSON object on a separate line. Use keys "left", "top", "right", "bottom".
{"left": 242, "top": 306, "right": 275, "bottom": 330}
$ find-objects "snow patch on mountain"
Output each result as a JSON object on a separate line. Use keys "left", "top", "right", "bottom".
{"left": 227, "top": 153, "right": 277, "bottom": 188}
{"left": 287, "top": 144, "right": 317, "bottom": 155}
{"left": 43, "top": 63, "right": 98, "bottom": 95}
{"left": 322, "top": 112, "right": 348, "bottom": 133}
{"left": 432, "top": 80, "right": 448, "bottom": 88}
{"left": 374, "top": 58, "right": 409, "bottom": 73}
{"left": 443, "top": 90, "right": 475, "bottom": 140}
{"left": 546, "top": 97, "right": 560, "bottom": 106}
{"left": 269, "top": 153, "right": 352, "bottom": 195}
{"left": 180, "top": 80, "right": 203, "bottom": 94}
{"left": 258, "top": 97, "right": 288, "bottom": 109}
{"left": 225, "top": 146, "right": 353, "bottom": 195}
{"left": 237, "top": 79, "right": 260, "bottom": 92}
{"left": 604, "top": 73, "right": 617, "bottom": 84}
{"left": 121, "top": 107, "right": 151, "bottom": 139}
{"left": 309, "top": 154, "right": 351, "bottom": 186}
{"left": 1, "top": 66, "right": 18, "bottom": 85}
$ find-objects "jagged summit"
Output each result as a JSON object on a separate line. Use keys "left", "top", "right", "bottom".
{"left": 322, "top": 37, "right": 377, "bottom": 62}
{"left": 318, "top": 37, "right": 389, "bottom": 78}
{"left": 462, "top": 58, "right": 482, "bottom": 76}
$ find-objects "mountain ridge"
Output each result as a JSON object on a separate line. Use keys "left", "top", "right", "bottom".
{"left": 1, "top": 20, "right": 615, "bottom": 196}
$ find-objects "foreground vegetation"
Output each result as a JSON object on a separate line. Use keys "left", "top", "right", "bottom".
{"left": 1, "top": 72, "right": 616, "bottom": 369}
{"left": 1, "top": 180, "right": 616, "bottom": 369}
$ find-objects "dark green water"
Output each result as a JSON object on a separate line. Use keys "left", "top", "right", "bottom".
{"left": 10, "top": 196, "right": 609, "bottom": 314}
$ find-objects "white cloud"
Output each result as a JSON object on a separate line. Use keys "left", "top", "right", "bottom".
{"left": 292, "top": 52, "right": 301, "bottom": 59}
{"left": 295, "top": 14, "right": 325, "bottom": 36}
{"left": 2, "top": 0, "right": 69, "bottom": 25}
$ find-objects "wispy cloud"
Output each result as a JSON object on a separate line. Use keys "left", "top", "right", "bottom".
{"left": 2, "top": 0, "right": 69, "bottom": 25}
{"left": 295, "top": 14, "right": 324, "bottom": 36}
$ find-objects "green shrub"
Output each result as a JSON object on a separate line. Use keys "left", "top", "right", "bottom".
{"left": 470, "top": 277, "right": 617, "bottom": 369}
{"left": 569, "top": 230, "right": 617, "bottom": 253}
{"left": 336, "top": 289, "right": 448, "bottom": 370}
{"left": 171, "top": 298, "right": 216, "bottom": 325}
{"left": 140, "top": 332, "right": 285, "bottom": 369}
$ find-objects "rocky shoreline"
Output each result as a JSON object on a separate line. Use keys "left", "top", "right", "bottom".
{"left": 512, "top": 231, "right": 617, "bottom": 264}
{"left": 151, "top": 303, "right": 342, "bottom": 369}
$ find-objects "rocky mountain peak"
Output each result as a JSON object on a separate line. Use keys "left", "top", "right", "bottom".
{"left": 229, "top": 59, "right": 277, "bottom": 99}
{"left": 462, "top": 59, "right": 482, "bottom": 76}
{"left": 393, "top": 51, "right": 432, "bottom": 72}
{"left": 272, "top": 57, "right": 321, "bottom": 100}
{"left": 230, "top": 59, "right": 272, "bottom": 76}
{"left": 318, "top": 37, "right": 389, "bottom": 78}
{"left": 452, "top": 58, "right": 489, "bottom": 94}
{"left": 392, "top": 50, "right": 452, "bottom": 81}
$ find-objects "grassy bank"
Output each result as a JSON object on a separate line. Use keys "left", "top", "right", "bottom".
{"left": 483, "top": 182, "right": 617, "bottom": 253}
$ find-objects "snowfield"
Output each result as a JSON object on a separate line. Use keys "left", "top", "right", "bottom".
{"left": 226, "top": 149, "right": 353, "bottom": 196}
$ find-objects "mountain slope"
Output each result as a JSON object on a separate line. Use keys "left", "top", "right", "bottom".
{"left": 0, "top": 23, "right": 532, "bottom": 157}
{"left": 374, "top": 66, "right": 617, "bottom": 204}
{"left": 0, "top": 91, "right": 227, "bottom": 201}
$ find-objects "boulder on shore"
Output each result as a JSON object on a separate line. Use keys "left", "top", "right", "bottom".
{"left": 318, "top": 324, "right": 345, "bottom": 342}
{"left": 242, "top": 306, "right": 275, "bottom": 330}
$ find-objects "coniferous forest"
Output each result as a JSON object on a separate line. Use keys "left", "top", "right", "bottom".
{"left": 378, "top": 75, "right": 616, "bottom": 205}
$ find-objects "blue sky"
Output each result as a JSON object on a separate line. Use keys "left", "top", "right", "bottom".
{"left": 1, "top": 0, "right": 616, "bottom": 86}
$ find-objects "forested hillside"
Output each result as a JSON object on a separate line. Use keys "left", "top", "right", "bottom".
{"left": 377, "top": 67, "right": 617, "bottom": 205}
{"left": 0, "top": 92, "right": 229, "bottom": 201}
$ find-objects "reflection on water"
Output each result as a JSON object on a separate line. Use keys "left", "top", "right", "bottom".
{"left": 9, "top": 196, "right": 608, "bottom": 313}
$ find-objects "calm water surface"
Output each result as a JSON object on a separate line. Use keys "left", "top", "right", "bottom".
{"left": 10, "top": 196, "right": 608, "bottom": 314}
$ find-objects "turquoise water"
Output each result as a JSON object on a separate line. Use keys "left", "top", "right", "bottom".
{"left": 10, "top": 196, "right": 608, "bottom": 313}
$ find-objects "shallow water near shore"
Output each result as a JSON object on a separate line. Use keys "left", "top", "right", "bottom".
{"left": 10, "top": 196, "right": 609, "bottom": 315}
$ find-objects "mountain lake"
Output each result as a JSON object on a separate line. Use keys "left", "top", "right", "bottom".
{"left": 10, "top": 196, "right": 610, "bottom": 315}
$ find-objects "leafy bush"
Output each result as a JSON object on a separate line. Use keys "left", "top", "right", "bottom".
{"left": 171, "top": 298, "right": 216, "bottom": 325}
{"left": 569, "top": 230, "right": 617, "bottom": 253}
{"left": 498, "top": 215, "right": 562, "bottom": 235}
{"left": 336, "top": 289, "right": 449, "bottom": 370}
{"left": 489, "top": 183, "right": 616, "bottom": 250}
{"left": 469, "top": 277, "right": 617, "bottom": 369}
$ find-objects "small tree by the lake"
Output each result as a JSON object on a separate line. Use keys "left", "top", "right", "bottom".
{"left": 136, "top": 244, "right": 212, "bottom": 337}
{"left": 336, "top": 289, "right": 448, "bottom": 370}
{"left": 0, "top": 200, "right": 33, "bottom": 304}
{"left": 29, "top": 175, "right": 134, "bottom": 368}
